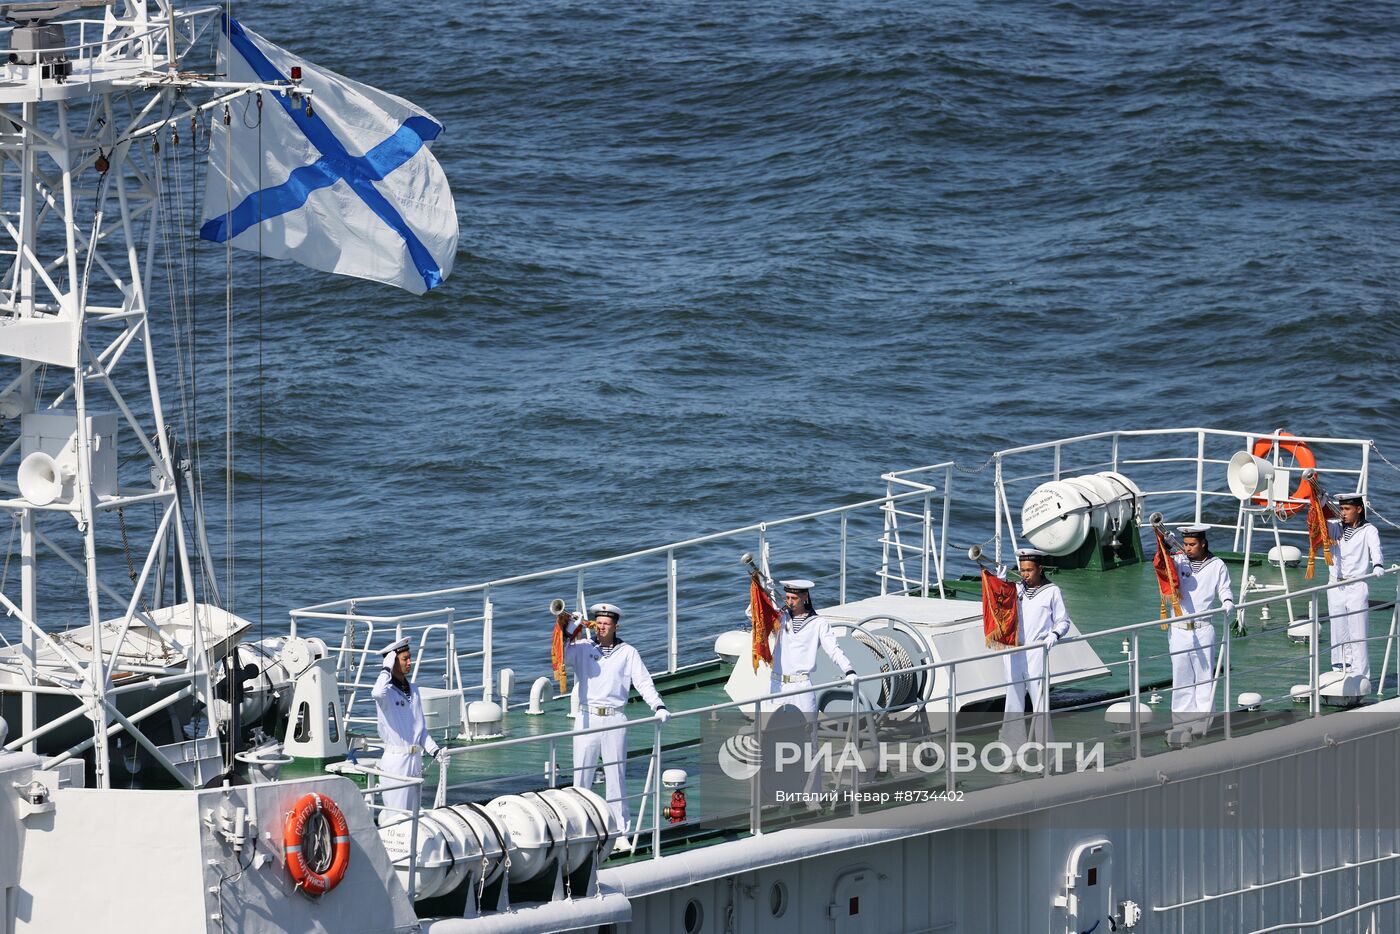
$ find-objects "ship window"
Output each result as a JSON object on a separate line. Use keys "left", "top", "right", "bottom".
{"left": 327, "top": 703, "right": 340, "bottom": 743}
{"left": 1088, "top": 867, "right": 1097, "bottom": 886}
{"left": 850, "top": 895, "right": 860, "bottom": 915}
{"left": 770, "top": 881, "right": 788, "bottom": 917}
{"left": 293, "top": 702, "right": 310, "bottom": 743}
{"left": 683, "top": 898, "right": 703, "bottom": 933}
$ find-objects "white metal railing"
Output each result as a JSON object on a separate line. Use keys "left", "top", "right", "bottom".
{"left": 293, "top": 484, "right": 953, "bottom": 706}
{"left": 327, "top": 760, "right": 424, "bottom": 901}
{"left": 416, "top": 566, "right": 1399, "bottom": 865}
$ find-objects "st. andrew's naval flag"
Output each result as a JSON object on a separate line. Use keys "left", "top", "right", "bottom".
{"left": 200, "top": 16, "right": 457, "bottom": 294}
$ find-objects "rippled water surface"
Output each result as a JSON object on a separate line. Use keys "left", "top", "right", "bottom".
{"left": 5, "top": 1, "right": 1399, "bottom": 667}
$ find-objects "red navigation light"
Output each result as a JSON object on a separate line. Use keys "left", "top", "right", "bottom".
{"left": 290, "top": 66, "right": 302, "bottom": 81}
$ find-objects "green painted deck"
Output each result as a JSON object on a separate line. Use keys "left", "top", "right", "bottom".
{"left": 340, "top": 555, "right": 1399, "bottom": 861}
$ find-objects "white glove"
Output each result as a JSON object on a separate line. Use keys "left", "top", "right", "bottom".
{"left": 1374, "top": 566, "right": 1386, "bottom": 580}
{"left": 844, "top": 670, "right": 859, "bottom": 686}
{"left": 1042, "top": 632, "right": 1059, "bottom": 648}
{"left": 1222, "top": 602, "right": 1236, "bottom": 618}
{"left": 655, "top": 707, "right": 671, "bottom": 724}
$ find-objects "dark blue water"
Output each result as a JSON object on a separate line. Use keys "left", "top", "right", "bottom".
{"left": 6, "top": 2, "right": 1400, "bottom": 670}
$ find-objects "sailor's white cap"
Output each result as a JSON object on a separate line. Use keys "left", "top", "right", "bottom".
{"left": 1015, "top": 548, "right": 1048, "bottom": 562}
{"left": 590, "top": 602, "right": 622, "bottom": 621}
{"left": 1179, "top": 524, "right": 1211, "bottom": 537}
{"left": 1336, "top": 493, "right": 1365, "bottom": 505}
{"left": 382, "top": 636, "right": 411, "bottom": 658}
{"left": 781, "top": 579, "right": 816, "bottom": 592}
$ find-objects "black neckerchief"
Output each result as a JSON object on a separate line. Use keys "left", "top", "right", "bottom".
{"left": 391, "top": 676, "right": 412, "bottom": 697}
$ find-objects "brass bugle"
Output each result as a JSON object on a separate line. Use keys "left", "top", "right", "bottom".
{"left": 550, "top": 599, "right": 597, "bottom": 628}
{"left": 1301, "top": 469, "right": 1340, "bottom": 514}
{"left": 1147, "top": 512, "right": 1186, "bottom": 552}
{"left": 968, "top": 545, "right": 1020, "bottom": 579}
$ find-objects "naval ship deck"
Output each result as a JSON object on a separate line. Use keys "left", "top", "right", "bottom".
{"left": 287, "top": 427, "right": 1399, "bottom": 882}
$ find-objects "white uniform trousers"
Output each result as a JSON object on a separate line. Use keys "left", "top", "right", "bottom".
{"left": 573, "top": 712, "right": 632, "bottom": 832}
{"left": 766, "top": 675, "right": 825, "bottom": 796}
{"left": 769, "top": 673, "right": 819, "bottom": 715}
{"left": 1000, "top": 646, "right": 1053, "bottom": 749}
{"left": 1169, "top": 623, "right": 1216, "bottom": 735}
{"left": 378, "top": 749, "right": 424, "bottom": 823}
{"left": 1327, "top": 581, "right": 1371, "bottom": 680}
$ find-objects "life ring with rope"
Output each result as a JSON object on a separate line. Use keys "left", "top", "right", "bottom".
{"left": 284, "top": 792, "right": 352, "bottom": 896}
{"left": 1251, "top": 432, "right": 1316, "bottom": 519}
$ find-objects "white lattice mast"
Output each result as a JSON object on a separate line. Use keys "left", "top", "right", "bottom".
{"left": 0, "top": 0, "right": 287, "bottom": 788}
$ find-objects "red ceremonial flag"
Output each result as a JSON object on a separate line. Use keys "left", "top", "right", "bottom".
{"left": 1305, "top": 485, "right": 1335, "bottom": 580}
{"left": 981, "top": 569, "right": 1019, "bottom": 649}
{"left": 1152, "top": 527, "right": 1183, "bottom": 624}
{"left": 551, "top": 612, "right": 584, "bottom": 694}
{"left": 749, "top": 576, "right": 782, "bottom": 672}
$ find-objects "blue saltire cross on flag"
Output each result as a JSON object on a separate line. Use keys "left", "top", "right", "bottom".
{"left": 200, "top": 16, "right": 457, "bottom": 295}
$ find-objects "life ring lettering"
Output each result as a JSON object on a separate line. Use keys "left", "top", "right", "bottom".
{"left": 284, "top": 792, "right": 352, "bottom": 896}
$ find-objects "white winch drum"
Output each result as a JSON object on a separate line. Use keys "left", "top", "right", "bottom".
{"left": 1096, "top": 471, "right": 1142, "bottom": 530}
{"left": 485, "top": 793, "right": 566, "bottom": 882}
{"left": 1064, "top": 476, "right": 1112, "bottom": 537}
{"left": 537, "top": 786, "right": 616, "bottom": 870}
{"left": 1021, "top": 480, "right": 1092, "bottom": 556}
{"left": 278, "top": 637, "right": 319, "bottom": 677}
{"left": 233, "top": 642, "right": 292, "bottom": 723}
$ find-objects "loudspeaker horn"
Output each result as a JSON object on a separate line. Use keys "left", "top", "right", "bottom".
{"left": 17, "top": 450, "right": 73, "bottom": 506}
{"left": 1227, "top": 450, "right": 1274, "bottom": 500}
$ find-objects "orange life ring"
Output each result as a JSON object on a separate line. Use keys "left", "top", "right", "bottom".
{"left": 284, "top": 792, "right": 352, "bottom": 896}
{"left": 1251, "top": 432, "right": 1316, "bottom": 519}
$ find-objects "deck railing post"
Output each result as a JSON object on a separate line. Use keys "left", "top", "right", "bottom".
{"left": 945, "top": 663, "right": 957, "bottom": 795}
{"left": 849, "top": 682, "right": 861, "bottom": 814}
{"left": 839, "top": 512, "right": 848, "bottom": 604}
{"left": 435, "top": 755, "right": 449, "bottom": 808}
{"left": 750, "top": 700, "right": 763, "bottom": 836}
{"left": 652, "top": 720, "right": 663, "bottom": 859}
{"left": 1130, "top": 631, "right": 1141, "bottom": 760}
{"left": 1194, "top": 430, "right": 1206, "bottom": 524}
{"left": 1040, "top": 644, "right": 1052, "bottom": 779}
{"left": 482, "top": 587, "right": 494, "bottom": 702}
{"left": 921, "top": 495, "right": 932, "bottom": 597}
{"left": 667, "top": 550, "right": 678, "bottom": 673}
{"left": 1222, "top": 620, "right": 1232, "bottom": 740}
{"left": 1309, "top": 592, "right": 1320, "bottom": 717}
{"left": 937, "top": 467, "right": 951, "bottom": 598}
{"left": 407, "top": 787, "right": 421, "bottom": 903}
{"left": 880, "top": 485, "right": 891, "bottom": 596}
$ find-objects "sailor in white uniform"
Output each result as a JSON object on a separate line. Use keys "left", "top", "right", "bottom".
{"left": 769, "top": 579, "right": 858, "bottom": 714}
{"left": 371, "top": 637, "right": 440, "bottom": 822}
{"left": 999, "top": 549, "right": 1071, "bottom": 748}
{"left": 1326, "top": 493, "right": 1386, "bottom": 681}
{"left": 1168, "top": 525, "right": 1235, "bottom": 736}
{"left": 560, "top": 603, "right": 669, "bottom": 837}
